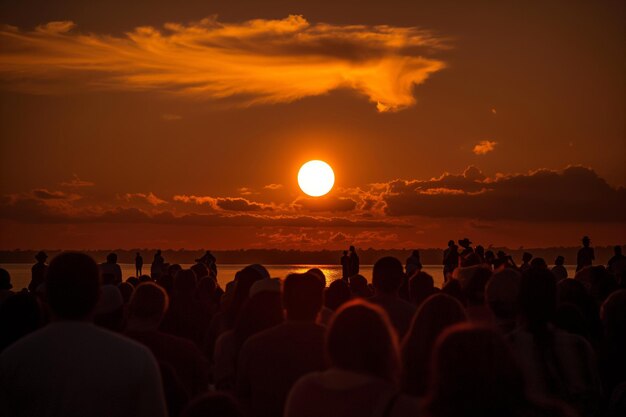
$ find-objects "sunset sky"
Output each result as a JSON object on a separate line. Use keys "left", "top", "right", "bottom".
{"left": 0, "top": 0, "right": 624, "bottom": 250}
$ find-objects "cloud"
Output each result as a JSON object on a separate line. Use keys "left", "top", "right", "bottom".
{"left": 473, "top": 140, "right": 497, "bottom": 155}
{"left": 0, "top": 16, "right": 446, "bottom": 112}
{"left": 31, "top": 189, "right": 80, "bottom": 201}
{"left": 264, "top": 183, "right": 283, "bottom": 190}
{"left": 292, "top": 195, "right": 358, "bottom": 212}
{"left": 382, "top": 166, "right": 626, "bottom": 222}
{"left": 123, "top": 192, "right": 167, "bottom": 206}
{"left": 60, "top": 174, "right": 95, "bottom": 187}
{"left": 173, "top": 195, "right": 273, "bottom": 211}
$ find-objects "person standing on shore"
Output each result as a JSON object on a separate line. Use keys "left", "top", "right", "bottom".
{"left": 135, "top": 252, "right": 143, "bottom": 277}
{"left": 349, "top": 246, "right": 360, "bottom": 276}
{"left": 340, "top": 251, "right": 350, "bottom": 280}
{"left": 151, "top": 250, "right": 165, "bottom": 280}
{"left": 28, "top": 251, "right": 48, "bottom": 293}
{"left": 577, "top": 236, "right": 595, "bottom": 272}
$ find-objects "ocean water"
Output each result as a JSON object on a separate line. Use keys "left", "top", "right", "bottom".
{"left": 2, "top": 263, "right": 578, "bottom": 292}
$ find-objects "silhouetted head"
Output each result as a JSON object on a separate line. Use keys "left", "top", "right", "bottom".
{"left": 412, "top": 250, "right": 420, "bottom": 257}
{"left": 325, "top": 279, "right": 351, "bottom": 311}
{"left": 0, "top": 292, "right": 42, "bottom": 352}
{"left": 425, "top": 324, "right": 527, "bottom": 416}
{"left": 327, "top": 300, "right": 399, "bottom": 383}
{"left": 0, "top": 268, "right": 12, "bottom": 290}
{"left": 46, "top": 252, "right": 100, "bottom": 320}
{"left": 174, "top": 269, "right": 197, "bottom": 294}
{"left": 197, "top": 276, "right": 217, "bottom": 302}
{"left": 409, "top": 271, "right": 435, "bottom": 307}
{"left": 485, "top": 268, "right": 521, "bottom": 319}
{"left": 458, "top": 238, "right": 471, "bottom": 248}
{"left": 283, "top": 272, "right": 324, "bottom": 321}
{"left": 373, "top": 256, "right": 404, "bottom": 295}
{"left": 447, "top": 240, "right": 454, "bottom": 247}
{"left": 156, "top": 249, "right": 162, "bottom": 255}
{"left": 180, "top": 392, "right": 244, "bottom": 417}
{"left": 35, "top": 250, "right": 48, "bottom": 262}
{"left": 530, "top": 257, "right": 547, "bottom": 269}
{"left": 168, "top": 263, "right": 183, "bottom": 277}
{"left": 190, "top": 263, "right": 208, "bottom": 280}
{"left": 441, "top": 279, "right": 464, "bottom": 305}
{"left": 475, "top": 245, "right": 485, "bottom": 257}
{"left": 247, "top": 264, "right": 270, "bottom": 280}
{"left": 519, "top": 267, "right": 557, "bottom": 330}
{"left": 139, "top": 274, "right": 152, "bottom": 283}
{"left": 94, "top": 285, "right": 124, "bottom": 331}
{"left": 456, "top": 265, "right": 492, "bottom": 306}
{"left": 106, "top": 252, "right": 117, "bottom": 263}
{"left": 228, "top": 265, "right": 265, "bottom": 320}
{"left": 582, "top": 236, "right": 590, "bottom": 247}
{"left": 117, "top": 282, "right": 134, "bottom": 304}
{"left": 126, "top": 276, "right": 140, "bottom": 287}
{"left": 484, "top": 250, "right": 495, "bottom": 264}
{"left": 348, "top": 274, "right": 371, "bottom": 298}
{"left": 614, "top": 245, "right": 623, "bottom": 256}
{"left": 555, "top": 255, "right": 565, "bottom": 266}
{"left": 307, "top": 268, "right": 326, "bottom": 287}
{"left": 601, "top": 289, "right": 626, "bottom": 345}
{"left": 343, "top": 250, "right": 348, "bottom": 256}
{"left": 522, "top": 252, "right": 533, "bottom": 263}
{"left": 402, "top": 294, "right": 466, "bottom": 396}
{"left": 129, "top": 282, "right": 169, "bottom": 323}
{"left": 349, "top": 245, "right": 356, "bottom": 252}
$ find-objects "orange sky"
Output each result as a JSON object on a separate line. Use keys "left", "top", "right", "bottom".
{"left": 0, "top": 1, "right": 624, "bottom": 250}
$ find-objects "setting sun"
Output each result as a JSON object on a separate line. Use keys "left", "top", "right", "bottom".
{"left": 298, "top": 160, "right": 335, "bottom": 197}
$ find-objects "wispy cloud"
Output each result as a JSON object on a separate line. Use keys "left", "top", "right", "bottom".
{"left": 122, "top": 192, "right": 167, "bottom": 206}
{"left": 473, "top": 140, "right": 497, "bottom": 155}
{"left": 0, "top": 16, "right": 446, "bottom": 112}
{"left": 60, "top": 174, "right": 95, "bottom": 188}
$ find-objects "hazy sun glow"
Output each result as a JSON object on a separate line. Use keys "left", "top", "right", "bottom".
{"left": 298, "top": 160, "right": 335, "bottom": 197}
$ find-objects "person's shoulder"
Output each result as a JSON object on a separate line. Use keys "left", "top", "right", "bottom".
{"left": 1, "top": 324, "right": 53, "bottom": 363}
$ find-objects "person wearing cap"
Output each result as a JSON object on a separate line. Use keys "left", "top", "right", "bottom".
{"left": 0, "top": 268, "right": 14, "bottom": 304}
{"left": 29, "top": 251, "right": 48, "bottom": 293}
{"left": 577, "top": 236, "right": 595, "bottom": 272}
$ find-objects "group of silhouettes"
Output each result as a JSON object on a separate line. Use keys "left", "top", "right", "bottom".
{"left": 0, "top": 237, "right": 625, "bottom": 417}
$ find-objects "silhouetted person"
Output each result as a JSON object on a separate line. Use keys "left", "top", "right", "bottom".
{"left": 408, "top": 271, "right": 437, "bottom": 308}
{"left": 286, "top": 300, "right": 420, "bottom": 417}
{"left": 348, "top": 274, "right": 372, "bottom": 298}
{"left": 0, "top": 268, "right": 13, "bottom": 304}
{"left": 406, "top": 250, "right": 422, "bottom": 276}
{"left": 599, "top": 289, "right": 626, "bottom": 413}
{"left": 151, "top": 249, "right": 165, "bottom": 280}
{"left": 475, "top": 245, "right": 485, "bottom": 264}
{"left": 402, "top": 294, "right": 466, "bottom": 397}
{"left": 29, "top": 250, "right": 48, "bottom": 292}
{"left": 160, "top": 269, "right": 206, "bottom": 344}
{"left": 508, "top": 267, "right": 603, "bottom": 416}
{"left": 196, "top": 250, "right": 217, "bottom": 277}
{"left": 442, "top": 240, "right": 459, "bottom": 278}
{"left": 0, "top": 252, "right": 167, "bottom": 417}
{"left": 485, "top": 268, "right": 522, "bottom": 334}
{"left": 125, "top": 282, "right": 209, "bottom": 397}
{"left": 320, "top": 279, "right": 351, "bottom": 325}
{"left": 99, "top": 252, "right": 122, "bottom": 285}
{"left": 214, "top": 278, "right": 283, "bottom": 390}
{"left": 369, "top": 256, "right": 416, "bottom": 338}
{"left": 93, "top": 284, "right": 125, "bottom": 332}
{"left": 484, "top": 250, "right": 496, "bottom": 268}
{"left": 577, "top": 236, "right": 595, "bottom": 272}
{"left": 236, "top": 272, "right": 326, "bottom": 417}
{"left": 551, "top": 256, "right": 568, "bottom": 281}
{"left": 458, "top": 238, "right": 473, "bottom": 262}
{"left": 349, "top": 245, "right": 360, "bottom": 276}
{"left": 455, "top": 265, "right": 493, "bottom": 323}
{"left": 424, "top": 323, "right": 575, "bottom": 417}
{"left": 0, "top": 292, "right": 42, "bottom": 352}
{"left": 340, "top": 250, "right": 350, "bottom": 279}
{"left": 520, "top": 252, "right": 533, "bottom": 272}
{"left": 607, "top": 245, "right": 625, "bottom": 273}
{"left": 135, "top": 252, "right": 143, "bottom": 276}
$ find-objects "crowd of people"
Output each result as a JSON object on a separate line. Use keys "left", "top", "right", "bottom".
{"left": 0, "top": 237, "right": 625, "bottom": 417}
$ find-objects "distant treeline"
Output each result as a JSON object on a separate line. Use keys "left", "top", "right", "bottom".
{"left": 1, "top": 246, "right": 623, "bottom": 266}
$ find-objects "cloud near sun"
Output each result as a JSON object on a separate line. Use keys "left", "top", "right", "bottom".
{"left": 0, "top": 16, "right": 446, "bottom": 112}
